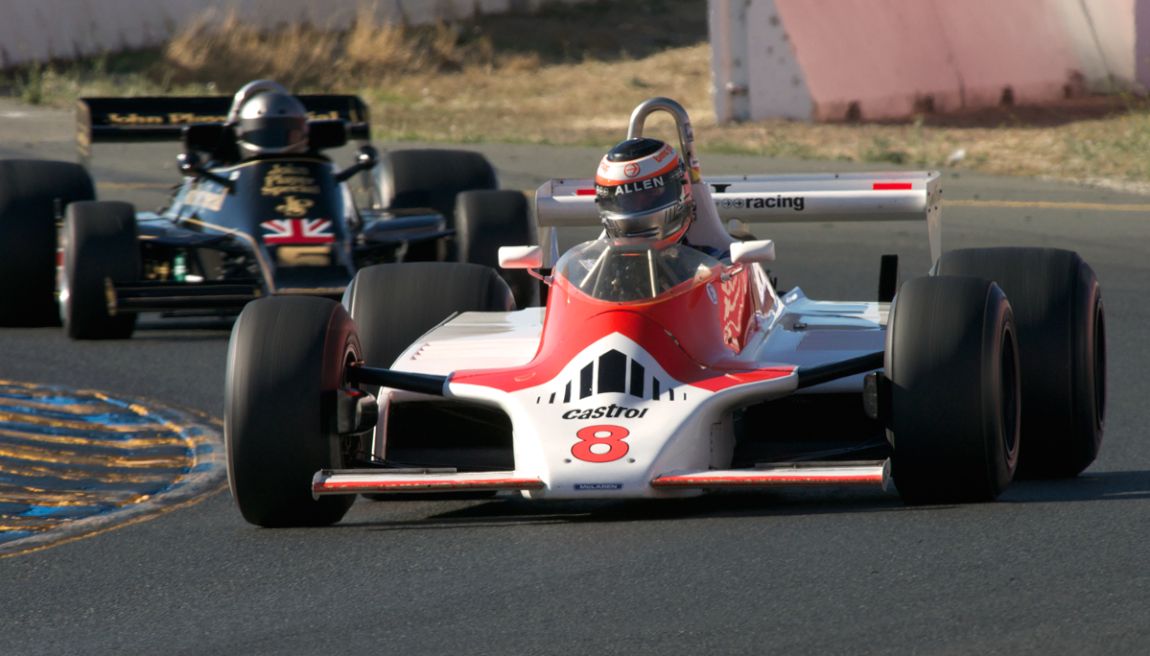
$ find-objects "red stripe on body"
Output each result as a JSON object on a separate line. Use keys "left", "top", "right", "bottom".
{"left": 651, "top": 472, "right": 886, "bottom": 487}
{"left": 452, "top": 271, "right": 792, "bottom": 394}
{"left": 314, "top": 477, "right": 544, "bottom": 493}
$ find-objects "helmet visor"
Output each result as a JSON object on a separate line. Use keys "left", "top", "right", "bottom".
{"left": 596, "top": 169, "right": 684, "bottom": 216}
{"left": 241, "top": 117, "right": 307, "bottom": 151}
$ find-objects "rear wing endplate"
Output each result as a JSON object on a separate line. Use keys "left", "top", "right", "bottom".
{"left": 76, "top": 94, "right": 371, "bottom": 160}
{"left": 535, "top": 170, "right": 943, "bottom": 263}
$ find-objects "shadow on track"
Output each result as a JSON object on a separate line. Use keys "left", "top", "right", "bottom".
{"left": 329, "top": 470, "right": 1150, "bottom": 532}
{"left": 1004, "top": 470, "right": 1150, "bottom": 503}
{"left": 336, "top": 488, "right": 910, "bottom": 533}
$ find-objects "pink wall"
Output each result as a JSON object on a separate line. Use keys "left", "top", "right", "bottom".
{"left": 773, "top": 0, "right": 1090, "bottom": 120}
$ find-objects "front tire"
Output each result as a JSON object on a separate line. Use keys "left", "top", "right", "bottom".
{"left": 225, "top": 297, "right": 361, "bottom": 527}
{"left": 935, "top": 248, "right": 1105, "bottom": 477}
{"left": 60, "top": 201, "right": 139, "bottom": 340}
{"left": 343, "top": 262, "right": 516, "bottom": 499}
{"left": 343, "top": 262, "right": 515, "bottom": 368}
{"left": 886, "top": 276, "right": 1021, "bottom": 504}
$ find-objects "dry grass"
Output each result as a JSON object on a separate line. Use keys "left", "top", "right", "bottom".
{"left": 8, "top": 0, "right": 1150, "bottom": 188}
{"left": 161, "top": 8, "right": 498, "bottom": 90}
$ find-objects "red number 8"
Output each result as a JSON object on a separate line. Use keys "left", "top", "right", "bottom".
{"left": 571, "top": 425, "right": 630, "bottom": 463}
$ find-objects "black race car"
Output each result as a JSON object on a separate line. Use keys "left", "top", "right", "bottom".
{"left": 0, "top": 80, "right": 534, "bottom": 339}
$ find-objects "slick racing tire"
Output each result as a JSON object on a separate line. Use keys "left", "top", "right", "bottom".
{"left": 456, "top": 189, "right": 540, "bottom": 307}
{"left": 343, "top": 262, "right": 514, "bottom": 501}
{"left": 0, "top": 159, "right": 95, "bottom": 326}
{"left": 343, "top": 262, "right": 515, "bottom": 368}
{"left": 60, "top": 201, "right": 139, "bottom": 340}
{"left": 225, "top": 297, "right": 361, "bottom": 527}
{"left": 886, "top": 276, "right": 1021, "bottom": 504}
{"left": 935, "top": 248, "right": 1105, "bottom": 478}
{"left": 377, "top": 149, "right": 498, "bottom": 261}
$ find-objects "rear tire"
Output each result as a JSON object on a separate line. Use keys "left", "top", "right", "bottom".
{"left": 343, "top": 262, "right": 515, "bottom": 368}
{"left": 0, "top": 159, "right": 95, "bottom": 326}
{"left": 935, "top": 247, "right": 1105, "bottom": 477}
{"left": 456, "top": 189, "right": 540, "bottom": 307}
{"left": 377, "top": 149, "right": 498, "bottom": 261}
{"left": 60, "top": 201, "right": 139, "bottom": 340}
{"left": 886, "top": 276, "right": 1021, "bottom": 504}
{"left": 225, "top": 296, "right": 360, "bottom": 527}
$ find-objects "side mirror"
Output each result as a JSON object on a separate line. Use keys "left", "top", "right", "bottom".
{"left": 356, "top": 145, "right": 379, "bottom": 168}
{"left": 177, "top": 151, "right": 234, "bottom": 191}
{"left": 498, "top": 245, "right": 543, "bottom": 270}
{"left": 335, "top": 145, "right": 379, "bottom": 183}
{"left": 730, "top": 239, "right": 775, "bottom": 264}
{"left": 177, "top": 150, "right": 202, "bottom": 174}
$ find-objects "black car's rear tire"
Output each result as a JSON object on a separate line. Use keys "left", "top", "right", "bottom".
{"left": 456, "top": 189, "right": 540, "bottom": 307}
{"left": 935, "top": 247, "right": 1105, "bottom": 478}
{"left": 377, "top": 149, "right": 498, "bottom": 261}
{"left": 0, "top": 159, "right": 95, "bottom": 326}
{"left": 343, "top": 262, "right": 515, "bottom": 368}
{"left": 225, "top": 296, "right": 361, "bottom": 527}
{"left": 60, "top": 201, "right": 139, "bottom": 340}
{"left": 886, "top": 275, "right": 1021, "bottom": 504}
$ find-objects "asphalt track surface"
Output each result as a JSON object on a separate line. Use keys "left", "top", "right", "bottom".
{"left": 1, "top": 100, "right": 1149, "bottom": 655}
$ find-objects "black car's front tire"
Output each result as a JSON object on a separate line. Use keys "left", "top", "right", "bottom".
{"left": 225, "top": 296, "right": 361, "bottom": 527}
{"left": 60, "top": 201, "right": 139, "bottom": 340}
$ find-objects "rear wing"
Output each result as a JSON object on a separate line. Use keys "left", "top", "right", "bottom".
{"left": 535, "top": 170, "right": 943, "bottom": 262}
{"left": 76, "top": 94, "right": 371, "bottom": 160}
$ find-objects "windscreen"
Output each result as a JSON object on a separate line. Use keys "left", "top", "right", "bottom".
{"left": 554, "top": 239, "right": 720, "bottom": 303}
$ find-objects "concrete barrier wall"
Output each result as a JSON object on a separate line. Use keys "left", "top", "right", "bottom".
{"left": 0, "top": 0, "right": 589, "bottom": 68}
{"left": 711, "top": 0, "right": 1150, "bottom": 122}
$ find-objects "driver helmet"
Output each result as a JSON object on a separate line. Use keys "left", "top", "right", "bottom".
{"left": 235, "top": 91, "right": 309, "bottom": 157}
{"left": 594, "top": 137, "right": 694, "bottom": 242}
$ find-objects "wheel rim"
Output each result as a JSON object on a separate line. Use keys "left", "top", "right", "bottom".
{"left": 58, "top": 236, "right": 72, "bottom": 324}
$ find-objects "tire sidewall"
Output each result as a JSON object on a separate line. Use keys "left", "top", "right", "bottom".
{"left": 1071, "top": 266, "right": 1105, "bottom": 469}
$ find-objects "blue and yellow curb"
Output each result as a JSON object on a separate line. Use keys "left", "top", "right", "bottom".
{"left": 0, "top": 380, "right": 225, "bottom": 557}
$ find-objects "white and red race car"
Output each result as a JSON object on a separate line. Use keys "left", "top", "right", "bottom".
{"left": 224, "top": 98, "right": 1105, "bottom": 527}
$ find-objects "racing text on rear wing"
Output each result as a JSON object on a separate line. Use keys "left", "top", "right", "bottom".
{"left": 76, "top": 94, "right": 371, "bottom": 158}
{"left": 535, "top": 171, "right": 943, "bottom": 262}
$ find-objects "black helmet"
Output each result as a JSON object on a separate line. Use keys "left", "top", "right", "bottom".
{"left": 233, "top": 85, "right": 309, "bottom": 157}
{"left": 594, "top": 137, "right": 694, "bottom": 241}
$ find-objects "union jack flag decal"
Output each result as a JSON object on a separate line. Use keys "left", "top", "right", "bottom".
{"left": 260, "top": 219, "right": 335, "bottom": 245}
